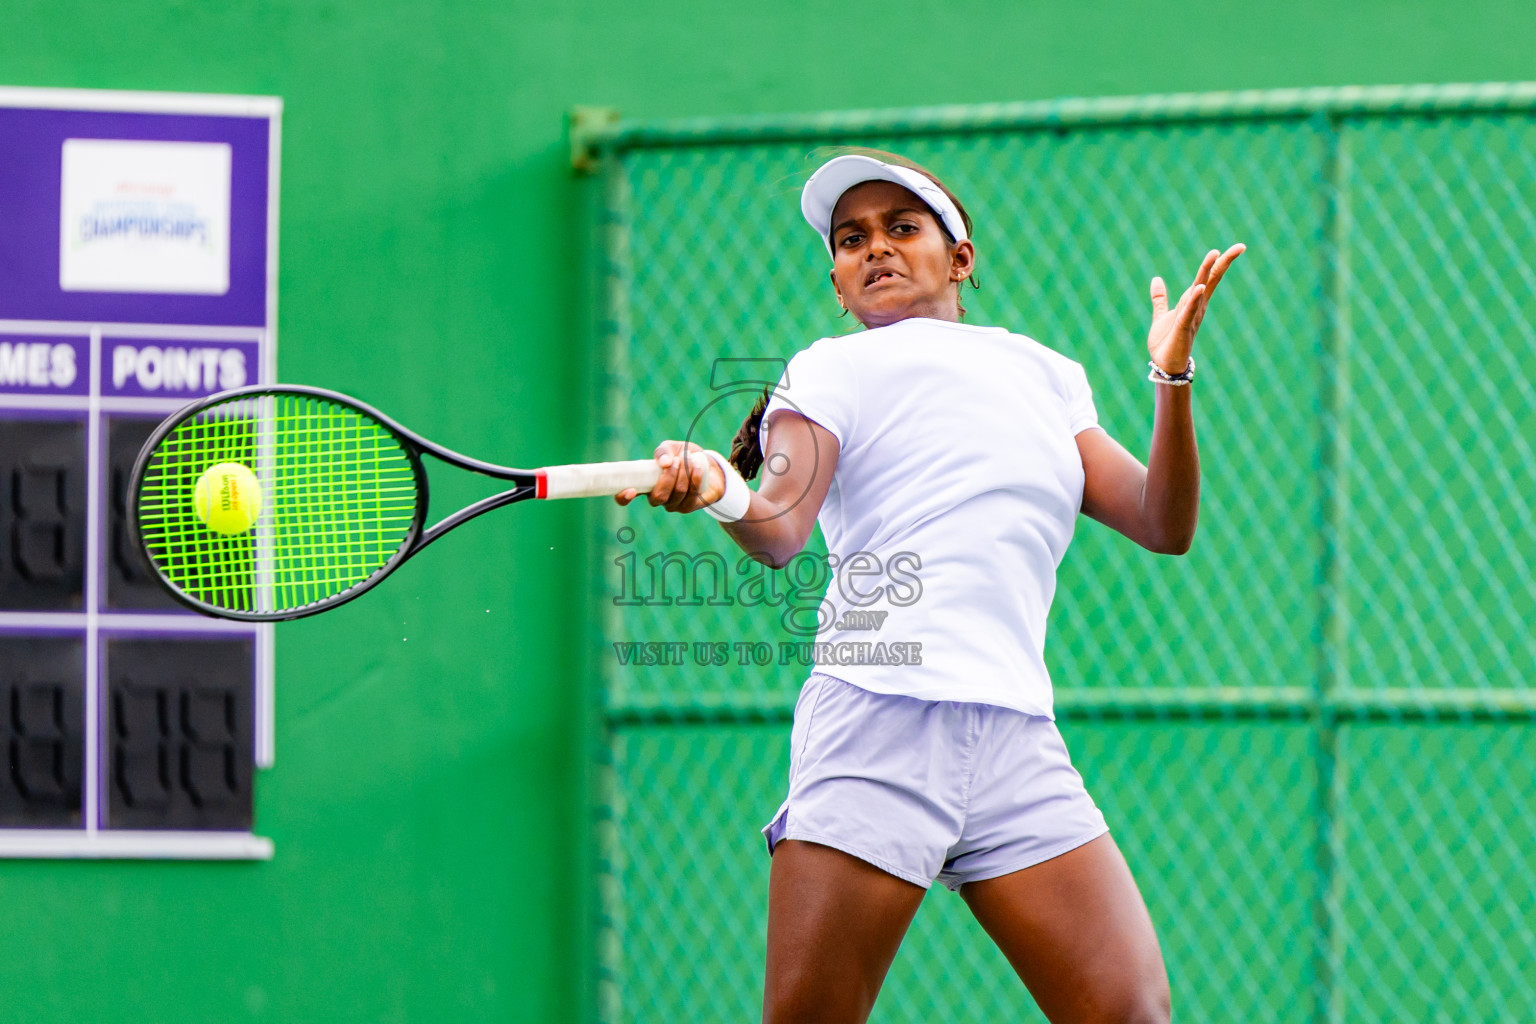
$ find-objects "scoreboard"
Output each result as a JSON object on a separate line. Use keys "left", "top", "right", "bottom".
{"left": 0, "top": 88, "right": 279, "bottom": 858}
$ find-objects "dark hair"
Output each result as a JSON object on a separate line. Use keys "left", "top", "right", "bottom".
{"left": 728, "top": 150, "right": 977, "bottom": 477}
{"left": 730, "top": 387, "right": 772, "bottom": 480}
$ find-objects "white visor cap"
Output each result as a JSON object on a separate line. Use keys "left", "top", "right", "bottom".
{"left": 801, "top": 154, "right": 969, "bottom": 258}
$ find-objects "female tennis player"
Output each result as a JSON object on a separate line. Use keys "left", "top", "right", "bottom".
{"left": 617, "top": 151, "right": 1242, "bottom": 1024}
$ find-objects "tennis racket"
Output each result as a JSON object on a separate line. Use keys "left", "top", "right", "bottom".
{"left": 130, "top": 384, "right": 660, "bottom": 621}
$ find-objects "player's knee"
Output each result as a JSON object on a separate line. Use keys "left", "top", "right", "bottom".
{"left": 762, "top": 991, "right": 854, "bottom": 1024}
{"left": 1069, "top": 971, "right": 1170, "bottom": 1024}
{"left": 761, "top": 990, "right": 819, "bottom": 1024}
{"left": 1104, "top": 977, "right": 1170, "bottom": 1024}
{"left": 762, "top": 973, "right": 875, "bottom": 1024}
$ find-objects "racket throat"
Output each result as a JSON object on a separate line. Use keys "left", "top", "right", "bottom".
{"left": 418, "top": 484, "right": 537, "bottom": 549}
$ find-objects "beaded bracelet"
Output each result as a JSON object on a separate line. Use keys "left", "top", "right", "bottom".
{"left": 1148, "top": 357, "right": 1196, "bottom": 386}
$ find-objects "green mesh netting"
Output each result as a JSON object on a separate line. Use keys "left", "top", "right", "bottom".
{"left": 136, "top": 392, "right": 420, "bottom": 615}
{"left": 593, "top": 89, "right": 1536, "bottom": 1024}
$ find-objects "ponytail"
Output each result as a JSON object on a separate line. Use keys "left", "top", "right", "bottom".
{"left": 728, "top": 385, "right": 771, "bottom": 481}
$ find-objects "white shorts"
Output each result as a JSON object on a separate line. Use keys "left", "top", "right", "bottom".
{"left": 762, "top": 673, "right": 1109, "bottom": 891}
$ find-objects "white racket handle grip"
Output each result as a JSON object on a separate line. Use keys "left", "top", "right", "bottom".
{"left": 536, "top": 459, "right": 660, "bottom": 500}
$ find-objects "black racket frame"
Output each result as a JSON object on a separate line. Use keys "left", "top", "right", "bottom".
{"left": 130, "top": 384, "right": 545, "bottom": 622}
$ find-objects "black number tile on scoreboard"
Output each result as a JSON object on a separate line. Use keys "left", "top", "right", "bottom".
{"left": 104, "top": 637, "right": 254, "bottom": 831}
{"left": 0, "top": 635, "right": 85, "bottom": 828}
{"left": 105, "top": 416, "right": 184, "bottom": 611}
{"left": 0, "top": 418, "right": 87, "bottom": 611}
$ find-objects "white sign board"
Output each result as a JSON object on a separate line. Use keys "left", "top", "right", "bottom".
{"left": 59, "top": 138, "right": 232, "bottom": 295}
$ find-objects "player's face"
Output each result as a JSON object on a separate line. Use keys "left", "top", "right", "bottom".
{"left": 828, "top": 180, "right": 973, "bottom": 329}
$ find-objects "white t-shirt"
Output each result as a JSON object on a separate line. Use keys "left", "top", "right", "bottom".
{"left": 760, "top": 316, "right": 1099, "bottom": 719}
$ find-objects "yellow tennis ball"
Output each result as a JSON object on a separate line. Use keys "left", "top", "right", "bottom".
{"left": 193, "top": 462, "right": 263, "bottom": 535}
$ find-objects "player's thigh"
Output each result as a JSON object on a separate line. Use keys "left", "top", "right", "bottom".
{"left": 960, "top": 833, "right": 1169, "bottom": 1024}
{"left": 764, "top": 839, "right": 926, "bottom": 1024}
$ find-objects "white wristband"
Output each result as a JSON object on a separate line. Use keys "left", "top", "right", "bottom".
{"left": 699, "top": 449, "right": 751, "bottom": 523}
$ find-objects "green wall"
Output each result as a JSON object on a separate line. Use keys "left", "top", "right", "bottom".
{"left": 1, "top": 2, "right": 1531, "bottom": 1021}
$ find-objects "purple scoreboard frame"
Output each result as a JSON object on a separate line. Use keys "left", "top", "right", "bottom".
{"left": 0, "top": 87, "right": 280, "bottom": 859}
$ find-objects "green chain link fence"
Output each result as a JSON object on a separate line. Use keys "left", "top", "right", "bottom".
{"left": 581, "top": 85, "right": 1536, "bottom": 1024}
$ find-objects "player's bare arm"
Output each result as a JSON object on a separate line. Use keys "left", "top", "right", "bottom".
{"left": 615, "top": 409, "right": 839, "bottom": 568}
{"left": 1077, "top": 243, "right": 1244, "bottom": 555}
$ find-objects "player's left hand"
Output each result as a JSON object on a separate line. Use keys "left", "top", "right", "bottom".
{"left": 1147, "top": 243, "right": 1245, "bottom": 375}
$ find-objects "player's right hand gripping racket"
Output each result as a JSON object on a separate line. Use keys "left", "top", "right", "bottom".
{"left": 130, "top": 384, "right": 660, "bottom": 621}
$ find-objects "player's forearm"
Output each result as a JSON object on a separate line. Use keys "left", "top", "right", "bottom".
{"left": 719, "top": 493, "right": 815, "bottom": 569}
{"left": 1140, "top": 384, "right": 1200, "bottom": 554}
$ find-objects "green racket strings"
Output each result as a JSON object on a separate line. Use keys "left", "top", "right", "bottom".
{"left": 136, "top": 393, "right": 420, "bottom": 614}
